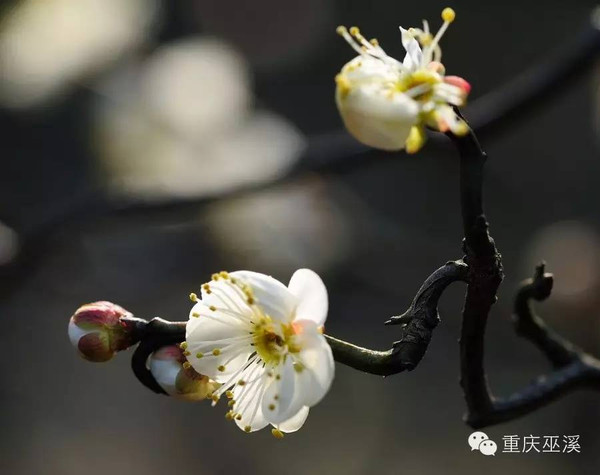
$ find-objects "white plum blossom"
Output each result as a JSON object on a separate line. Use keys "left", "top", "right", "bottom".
{"left": 335, "top": 7, "right": 471, "bottom": 153}
{"left": 185, "top": 269, "right": 334, "bottom": 437}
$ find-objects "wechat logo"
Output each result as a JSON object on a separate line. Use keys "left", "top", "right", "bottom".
{"left": 468, "top": 431, "right": 497, "bottom": 456}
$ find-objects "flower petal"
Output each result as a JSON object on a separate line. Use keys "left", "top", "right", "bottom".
{"left": 293, "top": 322, "right": 335, "bottom": 406}
{"left": 186, "top": 303, "right": 253, "bottom": 381}
{"left": 288, "top": 269, "right": 328, "bottom": 326}
{"left": 230, "top": 271, "right": 297, "bottom": 322}
{"left": 277, "top": 406, "right": 310, "bottom": 433}
{"left": 400, "top": 27, "right": 422, "bottom": 71}
{"left": 233, "top": 366, "right": 270, "bottom": 433}
{"left": 262, "top": 357, "right": 304, "bottom": 425}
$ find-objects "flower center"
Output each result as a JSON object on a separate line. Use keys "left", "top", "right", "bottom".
{"left": 252, "top": 317, "right": 299, "bottom": 365}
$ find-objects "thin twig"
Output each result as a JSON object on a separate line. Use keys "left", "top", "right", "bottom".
{"left": 123, "top": 261, "right": 468, "bottom": 392}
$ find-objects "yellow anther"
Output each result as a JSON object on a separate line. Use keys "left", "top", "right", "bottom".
{"left": 244, "top": 426, "right": 251, "bottom": 433}
{"left": 212, "top": 348, "right": 221, "bottom": 356}
{"left": 192, "top": 312, "right": 200, "bottom": 318}
{"left": 294, "top": 362, "right": 305, "bottom": 373}
{"left": 335, "top": 74, "right": 351, "bottom": 99}
{"left": 189, "top": 293, "right": 198, "bottom": 302}
{"left": 183, "top": 350, "right": 191, "bottom": 356}
{"left": 196, "top": 352, "right": 204, "bottom": 358}
{"left": 442, "top": 7, "right": 456, "bottom": 23}
{"left": 211, "top": 273, "right": 220, "bottom": 281}
{"left": 212, "top": 394, "right": 220, "bottom": 403}
{"left": 419, "top": 33, "right": 433, "bottom": 46}
{"left": 271, "top": 428, "right": 284, "bottom": 439}
{"left": 454, "top": 121, "right": 469, "bottom": 136}
{"left": 226, "top": 390, "right": 234, "bottom": 399}
{"left": 202, "top": 284, "right": 211, "bottom": 294}
{"left": 247, "top": 297, "right": 255, "bottom": 305}
{"left": 336, "top": 25, "right": 347, "bottom": 35}
{"left": 237, "top": 380, "right": 246, "bottom": 386}
{"left": 225, "top": 411, "right": 234, "bottom": 420}
{"left": 228, "top": 399, "right": 236, "bottom": 407}
{"left": 349, "top": 26, "right": 360, "bottom": 36}
{"left": 219, "top": 271, "right": 230, "bottom": 279}
{"left": 182, "top": 362, "right": 191, "bottom": 369}
{"left": 268, "top": 404, "right": 276, "bottom": 411}
{"left": 275, "top": 374, "right": 281, "bottom": 380}
{"left": 179, "top": 342, "right": 188, "bottom": 350}
{"left": 209, "top": 306, "right": 216, "bottom": 312}
{"left": 405, "top": 126, "right": 427, "bottom": 155}
{"left": 218, "top": 365, "right": 226, "bottom": 372}
{"left": 369, "top": 38, "right": 379, "bottom": 46}
{"left": 235, "top": 414, "right": 242, "bottom": 421}
{"left": 230, "top": 278, "right": 237, "bottom": 284}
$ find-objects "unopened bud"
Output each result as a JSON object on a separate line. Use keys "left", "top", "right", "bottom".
{"left": 150, "top": 345, "right": 220, "bottom": 401}
{"left": 68, "top": 301, "right": 136, "bottom": 362}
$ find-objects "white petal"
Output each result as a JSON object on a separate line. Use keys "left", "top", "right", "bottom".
{"left": 186, "top": 306, "right": 253, "bottom": 381}
{"left": 233, "top": 369, "right": 269, "bottom": 432}
{"left": 277, "top": 406, "right": 310, "bottom": 433}
{"left": 288, "top": 269, "right": 328, "bottom": 326}
{"left": 230, "top": 271, "right": 297, "bottom": 322}
{"left": 336, "top": 84, "right": 418, "bottom": 151}
{"left": 149, "top": 358, "right": 180, "bottom": 396}
{"left": 294, "top": 326, "right": 335, "bottom": 406}
{"left": 400, "top": 27, "right": 422, "bottom": 70}
{"left": 262, "top": 357, "right": 303, "bottom": 425}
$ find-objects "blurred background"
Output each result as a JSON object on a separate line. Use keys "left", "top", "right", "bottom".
{"left": 1, "top": 0, "right": 600, "bottom": 473}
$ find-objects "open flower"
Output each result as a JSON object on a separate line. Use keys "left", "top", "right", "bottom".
{"left": 185, "top": 269, "right": 334, "bottom": 437}
{"left": 149, "top": 345, "right": 220, "bottom": 401}
{"left": 335, "top": 7, "right": 471, "bottom": 153}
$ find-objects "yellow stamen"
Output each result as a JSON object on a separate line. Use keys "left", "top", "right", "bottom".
{"left": 271, "top": 428, "right": 285, "bottom": 439}
{"left": 189, "top": 293, "right": 198, "bottom": 302}
{"left": 442, "top": 7, "right": 456, "bottom": 23}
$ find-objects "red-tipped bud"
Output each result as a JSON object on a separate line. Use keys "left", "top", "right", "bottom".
{"left": 444, "top": 75, "right": 472, "bottom": 95}
{"left": 150, "top": 345, "right": 220, "bottom": 401}
{"left": 68, "top": 301, "right": 136, "bottom": 362}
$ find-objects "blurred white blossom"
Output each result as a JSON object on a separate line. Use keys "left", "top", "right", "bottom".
{"left": 0, "top": 0, "right": 159, "bottom": 109}
{"left": 204, "top": 181, "right": 354, "bottom": 273}
{"left": 95, "top": 38, "right": 304, "bottom": 199}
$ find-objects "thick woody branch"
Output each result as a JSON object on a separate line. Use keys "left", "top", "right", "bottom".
{"left": 451, "top": 123, "right": 600, "bottom": 429}
{"left": 466, "top": 265, "right": 600, "bottom": 428}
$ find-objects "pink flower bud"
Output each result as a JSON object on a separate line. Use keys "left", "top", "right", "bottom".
{"left": 68, "top": 301, "right": 136, "bottom": 362}
{"left": 150, "top": 345, "right": 220, "bottom": 401}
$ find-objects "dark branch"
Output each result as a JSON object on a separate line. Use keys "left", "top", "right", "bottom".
{"left": 465, "top": 264, "right": 600, "bottom": 428}
{"left": 465, "top": 17, "right": 600, "bottom": 138}
{"left": 328, "top": 260, "right": 468, "bottom": 376}
{"left": 512, "top": 263, "right": 580, "bottom": 368}
{"left": 122, "top": 261, "right": 467, "bottom": 392}
{"left": 451, "top": 122, "right": 600, "bottom": 429}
